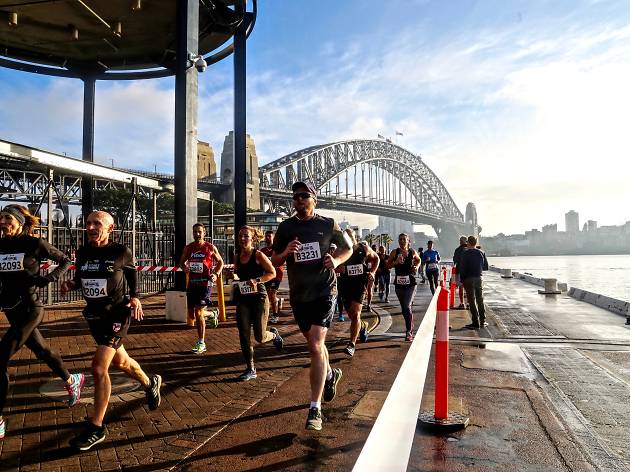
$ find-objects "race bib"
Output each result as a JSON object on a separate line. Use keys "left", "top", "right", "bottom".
{"left": 189, "top": 262, "right": 204, "bottom": 273}
{"left": 427, "top": 263, "right": 438, "bottom": 270}
{"left": 237, "top": 281, "right": 255, "bottom": 295}
{"left": 295, "top": 242, "right": 321, "bottom": 263}
{"left": 81, "top": 279, "right": 108, "bottom": 299}
{"left": 347, "top": 264, "right": 364, "bottom": 276}
{"left": 396, "top": 275, "right": 410, "bottom": 285}
{"left": 0, "top": 253, "right": 24, "bottom": 272}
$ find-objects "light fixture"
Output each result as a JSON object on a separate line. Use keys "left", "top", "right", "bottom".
{"left": 131, "top": 0, "right": 141, "bottom": 12}
{"left": 8, "top": 12, "right": 17, "bottom": 27}
{"left": 188, "top": 52, "right": 207, "bottom": 72}
{"left": 71, "top": 26, "right": 79, "bottom": 40}
{"left": 114, "top": 21, "right": 122, "bottom": 36}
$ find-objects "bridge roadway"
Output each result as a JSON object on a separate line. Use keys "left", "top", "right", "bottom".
{"left": 1, "top": 272, "right": 629, "bottom": 470}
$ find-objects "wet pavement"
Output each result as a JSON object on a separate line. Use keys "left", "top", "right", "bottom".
{"left": 1, "top": 272, "right": 630, "bottom": 470}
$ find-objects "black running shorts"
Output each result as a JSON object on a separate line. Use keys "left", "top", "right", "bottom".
{"left": 84, "top": 304, "right": 132, "bottom": 349}
{"left": 186, "top": 284, "right": 212, "bottom": 308}
{"left": 290, "top": 296, "right": 335, "bottom": 333}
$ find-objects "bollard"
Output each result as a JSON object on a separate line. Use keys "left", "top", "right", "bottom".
{"left": 216, "top": 276, "right": 227, "bottom": 322}
{"left": 538, "top": 278, "right": 561, "bottom": 295}
{"left": 418, "top": 288, "right": 469, "bottom": 431}
{"left": 449, "top": 276, "right": 456, "bottom": 309}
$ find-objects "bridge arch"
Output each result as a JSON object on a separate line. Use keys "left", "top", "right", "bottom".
{"left": 259, "top": 139, "right": 463, "bottom": 223}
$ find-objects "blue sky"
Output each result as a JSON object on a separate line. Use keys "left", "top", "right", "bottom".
{"left": 1, "top": 0, "right": 630, "bottom": 235}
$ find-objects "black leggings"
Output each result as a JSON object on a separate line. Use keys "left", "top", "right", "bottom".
{"left": 0, "top": 302, "right": 70, "bottom": 415}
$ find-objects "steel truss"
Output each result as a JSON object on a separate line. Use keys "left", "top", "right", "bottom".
{"left": 259, "top": 139, "right": 464, "bottom": 224}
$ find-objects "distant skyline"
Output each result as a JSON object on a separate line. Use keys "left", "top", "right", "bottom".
{"left": 2, "top": 1, "right": 630, "bottom": 235}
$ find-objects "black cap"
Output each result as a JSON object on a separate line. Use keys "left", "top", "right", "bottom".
{"left": 291, "top": 180, "right": 317, "bottom": 195}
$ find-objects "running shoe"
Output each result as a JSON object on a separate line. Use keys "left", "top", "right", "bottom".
{"left": 359, "top": 323, "right": 369, "bottom": 343}
{"left": 344, "top": 343, "right": 355, "bottom": 357}
{"left": 191, "top": 340, "right": 207, "bottom": 354}
{"left": 405, "top": 332, "right": 414, "bottom": 342}
{"left": 146, "top": 374, "right": 162, "bottom": 411}
{"left": 305, "top": 407, "right": 322, "bottom": 431}
{"left": 69, "top": 422, "right": 106, "bottom": 451}
{"left": 338, "top": 314, "right": 346, "bottom": 322}
{"left": 464, "top": 323, "right": 480, "bottom": 330}
{"left": 457, "top": 303, "right": 465, "bottom": 310}
{"left": 323, "top": 367, "right": 342, "bottom": 402}
{"left": 270, "top": 327, "right": 284, "bottom": 351}
{"left": 269, "top": 314, "right": 279, "bottom": 324}
{"left": 65, "top": 372, "right": 85, "bottom": 407}
{"left": 239, "top": 368, "right": 257, "bottom": 381}
{"left": 0, "top": 417, "right": 5, "bottom": 440}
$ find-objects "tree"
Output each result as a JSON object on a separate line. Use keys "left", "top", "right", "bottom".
{"left": 92, "top": 188, "right": 174, "bottom": 225}
{"left": 364, "top": 233, "right": 376, "bottom": 245}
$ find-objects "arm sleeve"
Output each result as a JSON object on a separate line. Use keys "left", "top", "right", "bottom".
{"left": 482, "top": 252, "right": 489, "bottom": 271}
{"left": 272, "top": 223, "right": 289, "bottom": 254}
{"left": 122, "top": 248, "right": 139, "bottom": 298}
{"left": 38, "top": 239, "right": 71, "bottom": 281}
{"left": 459, "top": 253, "right": 468, "bottom": 280}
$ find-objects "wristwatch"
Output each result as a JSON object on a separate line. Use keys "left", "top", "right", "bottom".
{"left": 255, "top": 277, "right": 262, "bottom": 283}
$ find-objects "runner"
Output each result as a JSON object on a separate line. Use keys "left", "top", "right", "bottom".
{"left": 271, "top": 181, "right": 352, "bottom": 431}
{"left": 259, "top": 230, "right": 283, "bottom": 324}
{"left": 234, "top": 226, "right": 283, "bottom": 381}
{"left": 0, "top": 205, "right": 84, "bottom": 441}
{"left": 364, "top": 244, "right": 377, "bottom": 312}
{"left": 338, "top": 229, "right": 379, "bottom": 357}
{"left": 424, "top": 240, "right": 441, "bottom": 295}
{"left": 329, "top": 244, "right": 346, "bottom": 322}
{"left": 417, "top": 246, "right": 426, "bottom": 283}
{"left": 61, "top": 211, "right": 161, "bottom": 451}
{"left": 179, "top": 223, "right": 224, "bottom": 354}
{"left": 387, "top": 233, "right": 421, "bottom": 341}
{"left": 376, "top": 245, "right": 391, "bottom": 302}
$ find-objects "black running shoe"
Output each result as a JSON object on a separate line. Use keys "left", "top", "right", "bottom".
{"left": 70, "top": 422, "right": 106, "bottom": 451}
{"left": 270, "top": 327, "right": 284, "bottom": 351}
{"left": 323, "top": 367, "right": 342, "bottom": 402}
{"left": 344, "top": 343, "right": 355, "bottom": 357}
{"left": 146, "top": 374, "right": 162, "bottom": 410}
{"left": 359, "top": 324, "right": 369, "bottom": 343}
{"left": 305, "top": 407, "right": 322, "bottom": 431}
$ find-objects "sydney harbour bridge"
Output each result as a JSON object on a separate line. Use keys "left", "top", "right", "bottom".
{"left": 0, "top": 138, "right": 478, "bottom": 248}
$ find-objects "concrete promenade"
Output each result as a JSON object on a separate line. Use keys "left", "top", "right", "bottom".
{"left": 1, "top": 272, "right": 630, "bottom": 471}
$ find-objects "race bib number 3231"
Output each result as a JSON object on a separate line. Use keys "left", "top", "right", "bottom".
{"left": 295, "top": 242, "right": 321, "bottom": 263}
{"left": 0, "top": 253, "right": 24, "bottom": 272}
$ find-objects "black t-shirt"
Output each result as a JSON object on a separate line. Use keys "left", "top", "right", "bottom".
{"left": 0, "top": 234, "right": 70, "bottom": 307}
{"left": 273, "top": 214, "right": 350, "bottom": 303}
{"left": 74, "top": 242, "right": 137, "bottom": 311}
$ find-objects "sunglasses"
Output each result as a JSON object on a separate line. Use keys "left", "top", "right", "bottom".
{"left": 292, "top": 192, "right": 313, "bottom": 200}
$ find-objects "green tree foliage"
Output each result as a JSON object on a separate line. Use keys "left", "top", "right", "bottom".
{"left": 93, "top": 188, "right": 174, "bottom": 225}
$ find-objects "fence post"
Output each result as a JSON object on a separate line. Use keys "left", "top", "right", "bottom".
{"left": 47, "top": 168, "right": 54, "bottom": 305}
{"left": 418, "top": 287, "right": 469, "bottom": 431}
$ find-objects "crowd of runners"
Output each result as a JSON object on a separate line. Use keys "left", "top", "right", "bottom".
{"left": 0, "top": 180, "right": 486, "bottom": 446}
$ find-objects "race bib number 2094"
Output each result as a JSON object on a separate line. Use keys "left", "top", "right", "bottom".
{"left": 0, "top": 253, "right": 24, "bottom": 272}
{"left": 81, "top": 279, "right": 108, "bottom": 299}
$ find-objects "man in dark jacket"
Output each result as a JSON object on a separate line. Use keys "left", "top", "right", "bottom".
{"left": 458, "top": 235, "right": 489, "bottom": 329}
{"left": 452, "top": 236, "right": 468, "bottom": 309}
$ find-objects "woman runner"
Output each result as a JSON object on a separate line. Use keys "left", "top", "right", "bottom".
{"left": 387, "top": 233, "right": 421, "bottom": 342}
{"left": 0, "top": 205, "right": 84, "bottom": 440}
{"left": 233, "top": 226, "right": 284, "bottom": 381}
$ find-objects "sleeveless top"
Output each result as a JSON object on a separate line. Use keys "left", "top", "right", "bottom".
{"left": 340, "top": 244, "right": 368, "bottom": 282}
{"left": 184, "top": 242, "right": 214, "bottom": 287}
{"left": 393, "top": 248, "right": 417, "bottom": 287}
{"left": 235, "top": 249, "right": 266, "bottom": 298}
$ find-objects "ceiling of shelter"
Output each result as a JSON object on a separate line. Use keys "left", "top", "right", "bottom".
{"left": 0, "top": 0, "right": 239, "bottom": 72}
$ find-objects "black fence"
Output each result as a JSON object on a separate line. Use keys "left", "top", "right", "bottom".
{"left": 35, "top": 224, "right": 232, "bottom": 305}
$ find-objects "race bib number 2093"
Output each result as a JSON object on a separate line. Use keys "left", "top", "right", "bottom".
{"left": 0, "top": 253, "right": 24, "bottom": 272}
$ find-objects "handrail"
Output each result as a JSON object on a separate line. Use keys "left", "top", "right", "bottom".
{"left": 353, "top": 286, "right": 442, "bottom": 471}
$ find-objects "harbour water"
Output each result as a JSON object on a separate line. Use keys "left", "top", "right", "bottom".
{"left": 490, "top": 254, "right": 630, "bottom": 303}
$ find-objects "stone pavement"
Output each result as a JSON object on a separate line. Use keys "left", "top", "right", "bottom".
{"left": 0, "top": 288, "right": 348, "bottom": 472}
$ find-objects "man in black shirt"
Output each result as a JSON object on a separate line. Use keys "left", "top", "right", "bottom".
{"left": 272, "top": 181, "right": 352, "bottom": 431}
{"left": 61, "top": 211, "right": 162, "bottom": 450}
{"left": 452, "top": 236, "right": 468, "bottom": 309}
{"left": 458, "top": 235, "right": 489, "bottom": 330}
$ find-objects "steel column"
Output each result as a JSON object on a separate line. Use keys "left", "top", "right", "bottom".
{"left": 131, "top": 178, "right": 137, "bottom": 260}
{"left": 174, "top": 0, "right": 199, "bottom": 289}
{"left": 47, "top": 168, "right": 54, "bottom": 305}
{"left": 233, "top": 1, "right": 248, "bottom": 234}
{"left": 81, "top": 75, "right": 96, "bottom": 229}
{"left": 152, "top": 191, "right": 158, "bottom": 262}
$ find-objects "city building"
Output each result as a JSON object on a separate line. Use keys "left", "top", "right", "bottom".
{"left": 197, "top": 140, "right": 217, "bottom": 180}
{"left": 565, "top": 210, "right": 579, "bottom": 233}
{"left": 219, "top": 131, "right": 261, "bottom": 210}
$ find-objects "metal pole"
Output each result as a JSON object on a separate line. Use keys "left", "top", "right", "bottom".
{"left": 209, "top": 199, "right": 214, "bottom": 242}
{"left": 81, "top": 75, "right": 96, "bottom": 235}
{"left": 152, "top": 191, "right": 158, "bottom": 262}
{"left": 233, "top": 1, "right": 249, "bottom": 234}
{"left": 131, "top": 178, "right": 137, "bottom": 261}
{"left": 174, "top": 0, "right": 199, "bottom": 290}
{"left": 47, "top": 168, "right": 54, "bottom": 305}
